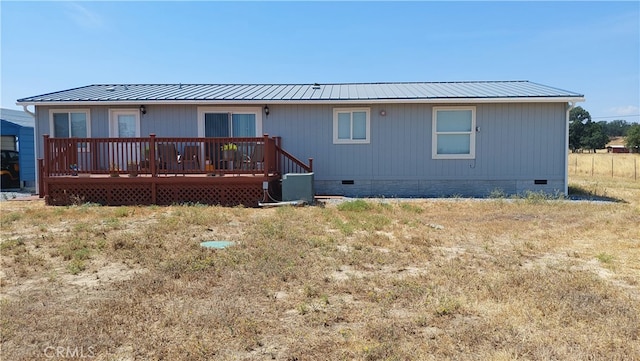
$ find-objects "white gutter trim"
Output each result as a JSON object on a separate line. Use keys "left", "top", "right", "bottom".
{"left": 21, "top": 104, "right": 36, "bottom": 117}
{"left": 16, "top": 96, "right": 585, "bottom": 107}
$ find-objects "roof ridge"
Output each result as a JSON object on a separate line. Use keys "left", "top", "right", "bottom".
{"left": 85, "top": 80, "right": 531, "bottom": 86}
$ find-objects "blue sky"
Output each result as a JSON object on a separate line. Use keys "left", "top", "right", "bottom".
{"left": 2, "top": 1, "right": 638, "bottom": 122}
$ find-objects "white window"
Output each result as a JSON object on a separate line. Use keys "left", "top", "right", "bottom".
{"left": 432, "top": 106, "right": 476, "bottom": 159}
{"left": 333, "top": 108, "right": 370, "bottom": 144}
{"left": 49, "top": 109, "right": 91, "bottom": 138}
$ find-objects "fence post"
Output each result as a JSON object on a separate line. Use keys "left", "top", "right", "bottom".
{"left": 612, "top": 156, "right": 614, "bottom": 178}
{"left": 591, "top": 156, "right": 594, "bottom": 176}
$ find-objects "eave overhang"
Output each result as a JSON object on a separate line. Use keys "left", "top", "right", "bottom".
{"left": 17, "top": 96, "right": 585, "bottom": 107}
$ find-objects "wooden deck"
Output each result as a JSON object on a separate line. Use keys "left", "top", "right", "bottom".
{"left": 39, "top": 134, "right": 311, "bottom": 207}
{"left": 44, "top": 173, "right": 281, "bottom": 206}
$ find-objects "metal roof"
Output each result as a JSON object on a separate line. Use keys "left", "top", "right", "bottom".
{"left": 16, "top": 81, "right": 584, "bottom": 105}
{"left": 0, "top": 108, "right": 34, "bottom": 128}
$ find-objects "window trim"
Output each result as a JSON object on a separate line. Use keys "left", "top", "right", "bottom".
{"left": 197, "top": 106, "right": 263, "bottom": 138}
{"left": 332, "top": 107, "right": 371, "bottom": 144}
{"left": 432, "top": 106, "right": 476, "bottom": 159}
{"left": 108, "top": 109, "right": 141, "bottom": 138}
{"left": 49, "top": 109, "right": 91, "bottom": 138}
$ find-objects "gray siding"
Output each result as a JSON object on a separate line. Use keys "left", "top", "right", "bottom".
{"left": 35, "top": 102, "right": 568, "bottom": 197}
{"left": 34, "top": 104, "right": 199, "bottom": 158}
{"left": 263, "top": 102, "right": 567, "bottom": 196}
{"left": 140, "top": 105, "right": 197, "bottom": 137}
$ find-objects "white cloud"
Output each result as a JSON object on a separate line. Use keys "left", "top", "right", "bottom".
{"left": 609, "top": 105, "right": 640, "bottom": 117}
{"left": 64, "top": 3, "right": 103, "bottom": 29}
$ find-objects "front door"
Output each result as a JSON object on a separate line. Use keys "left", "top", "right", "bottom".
{"left": 109, "top": 109, "right": 141, "bottom": 171}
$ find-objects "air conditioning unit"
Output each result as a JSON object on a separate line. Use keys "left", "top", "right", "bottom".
{"left": 282, "top": 172, "right": 314, "bottom": 204}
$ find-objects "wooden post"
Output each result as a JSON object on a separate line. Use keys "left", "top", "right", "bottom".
{"left": 43, "top": 135, "right": 50, "bottom": 178}
{"left": 308, "top": 158, "right": 314, "bottom": 172}
{"left": 263, "top": 134, "right": 270, "bottom": 177}
{"left": 611, "top": 156, "right": 614, "bottom": 178}
{"left": 149, "top": 134, "right": 157, "bottom": 177}
{"left": 38, "top": 159, "right": 45, "bottom": 198}
{"left": 149, "top": 134, "right": 157, "bottom": 204}
{"left": 275, "top": 136, "right": 282, "bottom": 174}
{"left": 635, "top": 158, "right": 637, "bottom": 181}
{"left": 591, "top": 156, "right": 594, "bottom": 177}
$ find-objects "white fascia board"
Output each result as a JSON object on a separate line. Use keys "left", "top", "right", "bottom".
{"left": 17, "top": 96, "right": 585, "bottom": 107}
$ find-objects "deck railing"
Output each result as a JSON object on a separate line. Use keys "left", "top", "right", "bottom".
{"left": 42, "top": 134, "right": 312, "bottom": 178}
{"left": 273, "top": 137, "right": 314, "bottom": 174}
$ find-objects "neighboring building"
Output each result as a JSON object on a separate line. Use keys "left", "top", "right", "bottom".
{"left": 0, "top": 108, "right": 35, "bottom": 189}
{"left": 606, "top": 138, "right": 631, "bottom": 153}
{"left": 606, "top": 145, "right": 630, "bottom": 153}
{"left": 17, "top": 81, "right": 584, "bottom": 204}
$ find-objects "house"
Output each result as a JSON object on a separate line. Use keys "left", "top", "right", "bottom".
{"left": 16, "top": 81, "right": 584, "bottom": 206}
{"left": 1, "top": 108, "right": 36, "bottom": 189}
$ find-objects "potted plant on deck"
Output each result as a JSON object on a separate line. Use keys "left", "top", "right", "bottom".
{"left": 221, "top": 143, "right": 237, "bottom": 161}
{"left": 109, "top": 163, "right": 120, "bottom": 177}
{"left": 127, "top": 161, "right": 138, "bottom": 177}
{"left": 70, "top": 164, "right": 78, "bottom": 176}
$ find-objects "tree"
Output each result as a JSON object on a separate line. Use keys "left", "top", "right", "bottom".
{"left": 568, "top": 106, "right": 609, "bottom": 152}
{"left": 626, "top": 124, "right": 640, "bottom": 152}
{"left": 581, "top": 121, "right": 609, "bottom": 152}
{"left": 601, "top": 119, "right": 631, "bottom": 137}
{"left": 569, "top": 106, "right": 592, "bottom": 152}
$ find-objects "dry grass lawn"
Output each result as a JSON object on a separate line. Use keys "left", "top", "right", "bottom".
{"left": 569, "top": 152, "right": 640, "bottom": 180}
{"left": 1, "top": 175, "right": 639, "bottom": 360}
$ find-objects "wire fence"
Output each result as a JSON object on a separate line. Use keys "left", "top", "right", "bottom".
{"left": 569, "top": 153, "right": 639, "bottom": 180}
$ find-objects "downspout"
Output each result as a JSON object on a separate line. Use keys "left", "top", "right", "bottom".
{"left": 21, "top": 104, "right": 36, "bottom": 117}
{"left": 565, "top": 101, "right": 576, "bottom": 196}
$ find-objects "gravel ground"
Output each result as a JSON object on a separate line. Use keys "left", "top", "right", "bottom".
{"left": 0, "top": 192, "right": 614, "bottom": 204}
{"left": 0, "top": 190, "right": 36, "bottom": 202}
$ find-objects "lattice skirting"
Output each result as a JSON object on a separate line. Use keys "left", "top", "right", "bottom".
{"left": 45, "top": 182, "right": 267, "bottom": 207}
{"left": 155, "top": 184, "right": 264, "bottom": 207}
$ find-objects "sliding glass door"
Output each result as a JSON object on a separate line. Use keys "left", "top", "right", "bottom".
{"left": 198, "top": 107, "right": 263, "bottom": 170}
{"left": 204, "top": 112, "right": 257, "bottom": 137}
